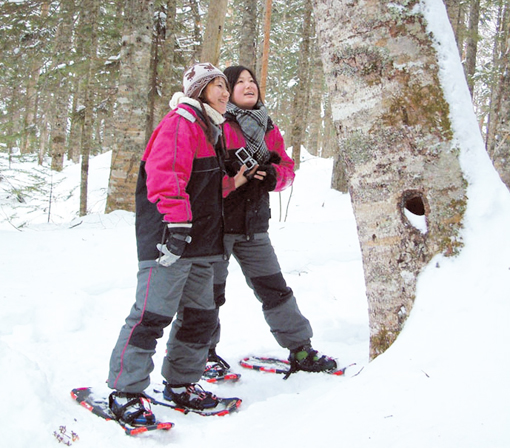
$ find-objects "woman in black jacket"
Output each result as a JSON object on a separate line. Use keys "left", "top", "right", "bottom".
{"left": 204, "top": 66, "right": 337, "bottom": 380}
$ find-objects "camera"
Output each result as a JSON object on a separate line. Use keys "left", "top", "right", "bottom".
{"left": 235, "top": 147, "right": 257, "bottom": 170}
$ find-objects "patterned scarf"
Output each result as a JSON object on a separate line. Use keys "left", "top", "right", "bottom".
{"left": 226, "top": 102, "right": 271, "bottom": 164}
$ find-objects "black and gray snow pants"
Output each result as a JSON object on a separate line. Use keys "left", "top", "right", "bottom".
{"left": 108, "top": 258, "right": 218, "bottom": 393}
{"left": 210, "top": 232, "right": 313, "bottom": 351}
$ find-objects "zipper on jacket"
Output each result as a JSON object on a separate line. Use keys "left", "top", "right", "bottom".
{"left": 218, "top": 126, "right": 228, "bottom": 260}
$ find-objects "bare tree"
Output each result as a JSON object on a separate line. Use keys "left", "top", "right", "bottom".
{"left": 186, "top": 0, "right": 203, "bottom": 66}
{"left": 79, "top": 0, "right": 100, "bottom": 216}
{"left": 289, "top": 0, "right": 313, "bottom": 170}
{"left": 50, "top": 0, "right": 74, "bottom": 171}
{"left": 259, "top": 0, "right": 273, "bottom": 101}
{"left": 106, "top": 0, "right": 154, "bottom": 213}
{"left": 313, "top": 0, "right": 468, "bottom": 359}
{"left": 487, "top": 0, "right": 510, "bottom": 188}
{"left": 155, "top": 0, "right": 179, "bottom": 122}
{"left": 200, "top": 0, "right": 229, "bottom": 65}
{"left": 444, "top": 0, "right": 467, "bottom": 52}
{"left": 239, "top": 0, "right": 258, "bottom": 70}
{"left": 20, "top": 1, "right": 50, "bottom": 155}
{"left": 465, "top": 0, "right": 481, "bottom": 96}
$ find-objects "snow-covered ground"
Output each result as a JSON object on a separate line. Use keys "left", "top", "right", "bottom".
{"left": 2, "top": 140, "right": 509, "bottom": 447}
{"left": 1, "top": 1, "right": 509, "bottom": 446}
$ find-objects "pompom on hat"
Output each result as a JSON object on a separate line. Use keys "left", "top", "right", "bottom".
{"left": 183, "top": 63, "right": 229, "bottom": 99}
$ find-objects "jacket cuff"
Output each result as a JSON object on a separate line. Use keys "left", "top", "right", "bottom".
{"left": 222, "top": 175, "right": 236, "bottom": 198}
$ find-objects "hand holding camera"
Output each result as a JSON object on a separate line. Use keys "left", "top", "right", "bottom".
{"left": 235, "top": 147, "right": 257, "bottom": 171}
{"left": 233, "top": 147, "right": 277, "bottom": 190}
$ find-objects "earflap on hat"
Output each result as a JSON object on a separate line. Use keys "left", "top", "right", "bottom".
{"left": 183, "top": 63, "right": 228, "bottom": 99}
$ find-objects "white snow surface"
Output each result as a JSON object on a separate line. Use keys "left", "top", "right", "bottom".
{"left": 1, "top": 0, "right": 510, "bottom": 446}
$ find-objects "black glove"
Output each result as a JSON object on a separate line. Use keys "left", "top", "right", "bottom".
{"left": 256, "top": 164, "right": 278, "bottom": 191}
{"left": 267, "top": 151, "right": 282, "bottom": 165}
{"left": 156, "top": 223, "right": 192, "bottom": 267}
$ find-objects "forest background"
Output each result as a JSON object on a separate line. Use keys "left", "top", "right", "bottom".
{"left": 1, "top": 0, "right": 508, "bottom": 221}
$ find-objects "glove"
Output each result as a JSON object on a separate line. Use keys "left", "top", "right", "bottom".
{"left": 256, "top": 164, "right": 277, "bottom": 191}
{"left": 156, "top": 244, "right": 180, "bottom": 267}
{"left": 156, "top": 223, "right": 192, "bottom": 267}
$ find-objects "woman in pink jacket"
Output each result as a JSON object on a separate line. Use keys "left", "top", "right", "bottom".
{"left": 107, "top": 63, "right": 246, "bottom": 426}
{"left": 204, "top": 66, "right": 337, "bottom": 381}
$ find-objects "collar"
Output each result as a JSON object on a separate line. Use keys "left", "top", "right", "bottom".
{"left": 169, "top": 92, "right": 225, "bottom": 125}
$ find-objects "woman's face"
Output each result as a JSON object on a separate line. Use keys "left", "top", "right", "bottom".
{"left": 203, "top": 77, "right": 230, "bottom": 114}
{"left": 231, "top": 70, "right": 259, "bottom": 110}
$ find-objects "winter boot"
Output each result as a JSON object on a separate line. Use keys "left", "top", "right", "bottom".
{"left": 163, "top": 383, "right": 219, "bottom": 410}
{"left": 108, "top": 391, "right": 156, "bottom": 426}
{"left": 288, "top": 344, "right": 337, "bottom": 373}
{"left": 202, "top": 348, "right": 231, "bottom": 381}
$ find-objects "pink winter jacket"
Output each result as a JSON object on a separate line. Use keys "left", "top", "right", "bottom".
{"left": 135, "top": 104, "right": 232, "bottom": 261}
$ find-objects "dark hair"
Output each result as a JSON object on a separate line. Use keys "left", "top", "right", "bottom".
{"left": 223, "top": 66, "right": 263, "bottom": 106}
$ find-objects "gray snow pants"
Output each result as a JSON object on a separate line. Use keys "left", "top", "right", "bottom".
{"left": 108, "top": 258, "right": 218, "bottom": 393}
{"left": 211, "top": 232, "right": 313, "bottom": 351}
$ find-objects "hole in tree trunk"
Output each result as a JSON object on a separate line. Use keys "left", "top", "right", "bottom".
{"left": 401, "top": 190, "right": 428, "bottom": 234}
{"left": 405, "top": 195, "right": 425, "bottom": 215}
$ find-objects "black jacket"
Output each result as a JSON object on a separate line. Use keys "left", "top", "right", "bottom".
{"left": 222, "top": 118, "right": 295, "bottom": 239}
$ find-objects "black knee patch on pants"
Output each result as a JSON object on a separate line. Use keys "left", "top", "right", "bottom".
{"left": 176, "top": 307, "right": 219, "bottom": 344}
{"left": 130, "top": 310, "right": 173, "bottom": 350}
{"left": 214, "top": 282, "right": 226, "bottom": 308}
{"left": 251, "top": 272, "right": 293, "bottom": 310}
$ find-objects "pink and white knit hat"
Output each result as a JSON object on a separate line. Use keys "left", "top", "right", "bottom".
{"left": 183, "top": 63, "right": 228, "bottom": 99}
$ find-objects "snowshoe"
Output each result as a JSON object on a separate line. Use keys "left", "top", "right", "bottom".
{"left": 109, "top": 391, "right": 157, "bottom": 426}
{"left": 288, "top": 344, "right": 337, "bottom": 374}
{"left": 202, "top": 349, "right": 241, "bottom": 383}
{"left": 164, "top": 383, "right": 218, "bottom": 410}
{"left": 147, "top": 383, "right": 242, "bottom": 417}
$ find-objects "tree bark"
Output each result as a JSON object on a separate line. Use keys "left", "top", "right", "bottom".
{"left": 305, "top": 43, "right": 326, "bottom": 158}
{"left": 146, "top": 9, "right": 164, "bottom": 137}
{"left": 465, "top": 0, "right": 481, "bottom": 96}
{"left": 79, "top": 0, "right": 100, "bottom": 216}
{"left": 68, "top": 77, "right": 84, "bottom": 164}
{"left": 20, "top": 1, "right": 50, "bottom": 155}
{"left": 239, "top": 0, "right": 258, "bottom": 70}
{"left": 200, "top": 0, "right": 229, "bottom": 65}
{"left": 156, "top": 0, "right": 178, "bottom": 122}
{"left": 50, "top": 0, "right": 74, "bottom": 171}
{"left": 313, "top": 0, "right": 468, "bottom": 359}
{"left": 444, "top": 0, "right": 466, "bottom": 53}
{"left": 289, "top": 0, "right": 313, "bottom": 170}
{"left": 187, "top": 0, "right": 202, "bottom": 66}
{"left": 488, "top": 1, "right": 510, "bottom": 189}
{"left": 106, "top": 0, "right": 153, "bottom": 213}
{"left": 259, "top": 0, "right": 273, "bottom": 101}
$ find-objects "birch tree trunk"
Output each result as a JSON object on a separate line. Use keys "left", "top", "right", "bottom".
{"left": 106, "top": 0, "right": 153, "bottom": 213}
{"left": 156, "top": 0, "right": 178, "bottom": 121}
{"left": 239, "top": 0, "right": 258, "bottom": 70}
{"left": 147, "top": 10, "right": 164, "bottom": 137}
{"left": 200, "top": 0, "right": 229, "bottom": 65}
{"left": 313, "top": 0, "right": 468, "bottom": 359}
